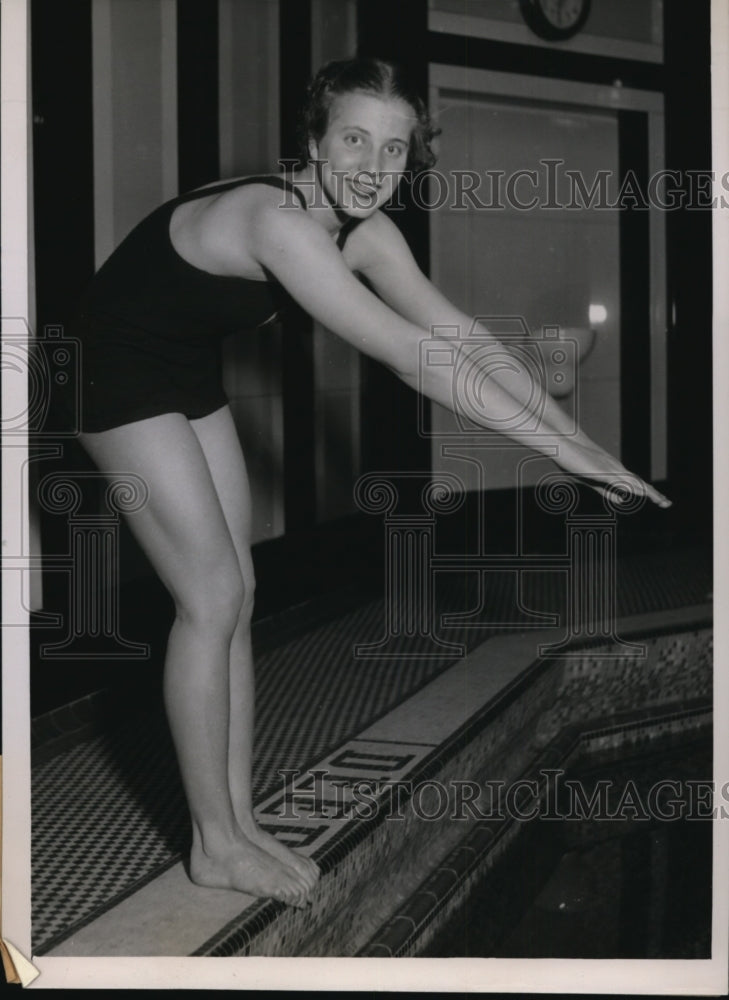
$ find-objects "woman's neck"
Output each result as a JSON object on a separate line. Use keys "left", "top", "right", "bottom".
{"left": 290, "top": 162, "right": 347, "bottom": 236}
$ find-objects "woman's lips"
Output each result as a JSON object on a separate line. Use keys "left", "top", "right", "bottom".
{"left": 347, "top": 180, "right": 380, "bottom": 202}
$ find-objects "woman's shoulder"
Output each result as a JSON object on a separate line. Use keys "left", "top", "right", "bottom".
{"left": 170, "top": 175, "right": 308, "bottom": 278}
{"left": 343, "top": 208, "right": 411, "bottom": 269}
{"left": 208, "top": 173, "right": 309, "bottom": 230}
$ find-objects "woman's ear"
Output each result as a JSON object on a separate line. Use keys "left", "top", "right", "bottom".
{"left": 308, "top": 136, "right": 319, "bottom": 162}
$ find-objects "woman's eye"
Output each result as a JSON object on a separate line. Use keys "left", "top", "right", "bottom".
{"left": 344, "top": 135, "right": 362, "bottom": 146}
{"left": 386, "top": 144, "right": 406, "bottom": 158}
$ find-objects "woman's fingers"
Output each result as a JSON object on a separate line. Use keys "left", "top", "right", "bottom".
{"left": 554, "top": 441, "right": 672, "bottom": 509}
{"left": 570, "top": 472, "right": 671, "bottom": 509}
{"left": 616, "top": 474, "right": 672, "bottom": 509}
{"left": 644, "top": 483, "right": 672, "bottom": 508}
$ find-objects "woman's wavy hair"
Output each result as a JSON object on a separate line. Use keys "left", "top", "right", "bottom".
{"left": 298, "top": 58, "right": 439, "bottom": 173}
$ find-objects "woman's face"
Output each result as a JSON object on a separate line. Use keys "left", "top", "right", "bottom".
{"left": 309, "top": 91, "right": 413, "bottom": 216}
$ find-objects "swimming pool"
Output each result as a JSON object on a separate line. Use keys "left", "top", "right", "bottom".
{"left": 422, "top": 735, "right": 712, "bottom": 958}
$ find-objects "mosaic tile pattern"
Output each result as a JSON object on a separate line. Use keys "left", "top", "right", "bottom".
{"left": 32, "top": 713, "right": 187, "bottom": 951}
{"left": 31, "top": 546, "right": 711, "bottom": 953}
{"left": 196, "top": 645, "right": 712, "bottom": 958}
{"left": 31, "top": 592, "right": 477, "bottom": 954}
{"left": 533, "top": 629, "right": 713, "bottom": 746}
{"left": 360, "top": 712, "right": 713, "bottom": 958}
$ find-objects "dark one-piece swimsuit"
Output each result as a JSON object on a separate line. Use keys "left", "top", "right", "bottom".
{"left": 65, "top": 175, "right": 361, "bottom": 433}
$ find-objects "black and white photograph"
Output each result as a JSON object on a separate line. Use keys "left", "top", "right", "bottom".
{"left": 1, "top": 0, "right": 727, "bottom": 991}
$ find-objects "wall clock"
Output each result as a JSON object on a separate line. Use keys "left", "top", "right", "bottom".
{"left": 519, "top": 0, "right": 592, "bottom": 41}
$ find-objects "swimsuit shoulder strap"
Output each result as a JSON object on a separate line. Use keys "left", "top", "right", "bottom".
{"left": 245, "top": 175, "right": 308, "bottom": 210}
{"left": 336, "top": 216, "right": 365, "bottom": 250}
{"left": 176, "top": 174, "right": 307, "bottom": 210}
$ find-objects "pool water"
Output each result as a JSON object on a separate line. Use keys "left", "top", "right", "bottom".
{"left": 423, "top": 735, "right": 713, "bottom": 958}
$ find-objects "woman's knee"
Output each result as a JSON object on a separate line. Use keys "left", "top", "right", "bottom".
{"left": 238, "top": 575, "right": 256, "bottom": 624}
{"left": 173, "top": 561, "right": 249, "bottom": 633}
{"left": 237, "top": 554, "right": 256, "bottom": 624}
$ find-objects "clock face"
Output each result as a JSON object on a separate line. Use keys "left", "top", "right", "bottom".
{"left": 539, "top": 0, "right": 586, "bottom": 31}
{"left": 520, "top": 0, "right": 591, "bottom": 40}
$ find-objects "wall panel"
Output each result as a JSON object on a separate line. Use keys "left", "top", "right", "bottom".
{"left": 92, "top": 0, "right": 177, "bottom": 268}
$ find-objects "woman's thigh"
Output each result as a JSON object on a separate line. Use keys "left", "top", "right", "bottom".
{"left": 79, "top": 411, "right": 244, "bottom": 614}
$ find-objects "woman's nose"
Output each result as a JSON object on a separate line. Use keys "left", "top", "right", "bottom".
{"left": 357, "top": 152, "right": 383, "bottom": 185}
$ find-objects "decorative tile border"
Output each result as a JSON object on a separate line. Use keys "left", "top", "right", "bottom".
{"left": 196, "top": 622, "right": 712, "bottom": 957}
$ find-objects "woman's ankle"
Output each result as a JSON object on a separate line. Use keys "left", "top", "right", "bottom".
{"left": 192, "top": 819, "right": 242, "bottom": 858}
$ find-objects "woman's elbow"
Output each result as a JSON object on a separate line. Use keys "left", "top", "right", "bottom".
{"left": 385, "top": 330, "right": 425, "bottom": 384}
{"left": 385, "top": 353, "right": 420, "bottom": 387}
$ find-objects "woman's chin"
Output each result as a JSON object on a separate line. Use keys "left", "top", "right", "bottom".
{"left": 343, "top": 203, "right": 381, "bottom": 219}
{"left": 340, "top": 186, "right": 382, "bottom": 215}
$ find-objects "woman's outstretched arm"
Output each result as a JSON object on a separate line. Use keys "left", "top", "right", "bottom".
{"left": 353, "top": 211, "right": 598, "bottom": 445}
{"left": 354, "top": 211, "right": 671, "bottom": 509}
{"left": 252, "top": 201, "right": 669, "bottom": 507}
{"left": 252, "top": 201, "right": 556, "bottom": 441}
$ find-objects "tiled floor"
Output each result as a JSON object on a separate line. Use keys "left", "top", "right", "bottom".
{"left": 31, "top": 545, "right": 712, "bottom": 955}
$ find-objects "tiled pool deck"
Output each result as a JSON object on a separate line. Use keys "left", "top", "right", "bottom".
{"left": 31, "top": 546, "right": 712, "bottom": 957}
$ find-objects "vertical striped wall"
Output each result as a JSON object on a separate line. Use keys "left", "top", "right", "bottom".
{"left": 311, "top": 0, "right": 357, "bottom": 67}
{"left": 310, "top": 0, "right": 360, "bottom": 524}
{"left": 92, "top": 0, "right": 178, "bottom": 267}
{"left": 218, "top": 0, "right": 280, "bottom": 177}
{"left": 218, "top": 0, "right": 285, "bottom": 543}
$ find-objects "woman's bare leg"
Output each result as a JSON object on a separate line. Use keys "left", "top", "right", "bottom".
{"left": 79, "top": 413, "right": 312, "bottom": 905}
{"left": 189, "top": 407, "right": 319, "bottom": 886}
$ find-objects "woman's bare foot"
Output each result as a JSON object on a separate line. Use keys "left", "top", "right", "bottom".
{"left": 190, "top": 832, "right": 312, "bottom": 908}
{"left": 244, "top": 822, "right": 320, "bottom": 890}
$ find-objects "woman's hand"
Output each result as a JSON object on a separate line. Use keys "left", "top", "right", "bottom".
{"left": 553, "top": 436, "right": 672, "bottom": 509}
